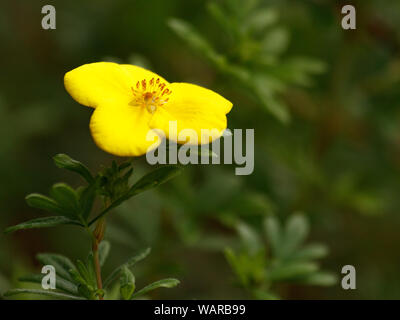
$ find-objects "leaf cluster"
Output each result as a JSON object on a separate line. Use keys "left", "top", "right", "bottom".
{"left": 168, "top": 0, "right": 326, "bottom": 123}
{"left": 5, "top": 154, "right": 182, "bottom": 233}
{"left": 5, "top": 244, "right": 179, "bottom": 300}
{"left": 224, "top": 213, "right": 337, "bottom": 299}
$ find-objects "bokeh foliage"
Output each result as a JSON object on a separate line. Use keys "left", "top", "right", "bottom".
{"left": 1, "top": 0, "right": 400, "bottom": 299}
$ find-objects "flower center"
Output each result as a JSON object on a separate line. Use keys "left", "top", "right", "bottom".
{"left": 130, "top": 78, "right": 172, "bottom": 114}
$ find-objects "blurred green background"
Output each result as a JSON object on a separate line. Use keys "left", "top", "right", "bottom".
{"left": 1, "top": 0, "right": 400, "bottom": 299}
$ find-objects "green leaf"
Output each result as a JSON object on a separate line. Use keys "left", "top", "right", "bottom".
{"left": 4, "top": 289, "right": 84, "bottom": 300}
{"left": 76, "top": 260, "right": 92, "bottom": 286}
{"left": 300, "top": 272, "right": 337, "bottom": 286}
{"left": 224, "top": 247, "right": 266, "bottom": 287}
{"left": 78, "top": 183, "right": 97, "bottom": 221}
{"left": 77, "top": 284, "right": 94, "bottom": 300}
{"left": 118, "top": 161, "right": 132, "bottom": 171}
{"left": 236, "top": 221, "right": 262, "bottom": 254}
{"left": 167, "top": 18, "right": 225, "bottom": 67}
{"left": 99, "top": 241, "right": 111, "bottom": 267}
{"left": 89, "top": 166, "right": 182, "bottom": 225}
{"left": 19, "top": 274, "right": 78, "bottom": 295}
{"left": 268, "top": 262, "right": 318, "bottom": 282}
{"left": 264, "top": 216, "right": 282, "bottom": 254}
{"left": 224, "top": 248, "right": 248, "bottom": 286}
{"left": 86, "top": 253, "right": 97, "bottom": 288}
{"left": 207, "top": 2, "right": 237, "bottom": 39}
{"left": 25, "top": 193, "right": 65, "bottom": 215}
{"left": 122, "top": 168, "right": 134, "bottom": 181}
{"left": 240, "top": 0, "right": 260, "bottom": 14}
{"left": 247, "top": 9, "right": 278, "bottom": 32}
{"left": 68, "top": 269, "right": 87, "bottom": 286}
{"left": 50, "top": 183, "right": 80, "bottom": 217}
{"left": 129, "top": 165, "right": 183, "bottom": 196}
{"left": 53, "top": 154, "right": 94, "bottom": 183}
{"left": 131, "top": 278, "right": 180, "bottom": 299}
{"left": 4, "top": 216, "right": 80, "bottom": 234}
{"left": 252, "top": 289, "right": 280, "bottom": 300}
{"left": 120, "top": 266, "right": 135, "bottom": 300}
{"left": 261, "top": 27, "right": 290, "bottom": 55}
{"left": 278, "top": 57, "right": 327, "bottom": 86}
{"left": 280, "top": 214, "right": 309, "bottom": 258}
{"left": 252, "top": 81, "right": 290, "bottom": 124}
{"left": 290, "top": 244, "right": 328, "bottom": 262}
{"left": 221, "top": 63, "right": 251, "bottom": 83}
{"left": 36, "top": 253, "right": 76, "bottom": 282}
{"left": 104, "top": 248, "right": 151, "bottom": 288}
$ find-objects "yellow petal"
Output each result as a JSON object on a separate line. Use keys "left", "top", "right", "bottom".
{"left": 120, "top": 64, "right": 168, "bottom": 85}
{"left": 149, "top": 83, "right": 232, "bottom": 144}
{"left": 89, "top": 103, "right": 161, "bottom": 157}
{"left": 64, "top": 62, "right": 165, "bottom": 108}
{"left": 64, "top": 62, "right": 133, "bottom": 108}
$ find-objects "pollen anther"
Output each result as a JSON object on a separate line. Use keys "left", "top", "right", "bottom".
{"left": 130, "top": 78, "right": 171, "bottom": 113}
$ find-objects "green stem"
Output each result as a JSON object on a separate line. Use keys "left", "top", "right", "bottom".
{"left": 88, "top": 202, "right": 115, "bottom": 226}
{"left": 92, "top": 242, "right": 103, "bottom": 299}
{"left": 92, "top": 217, "right": 106, "bottom": 300}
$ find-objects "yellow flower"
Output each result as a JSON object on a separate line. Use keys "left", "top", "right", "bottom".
{"left": 64, "top": 62, "right": 232, "bottom": 156}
